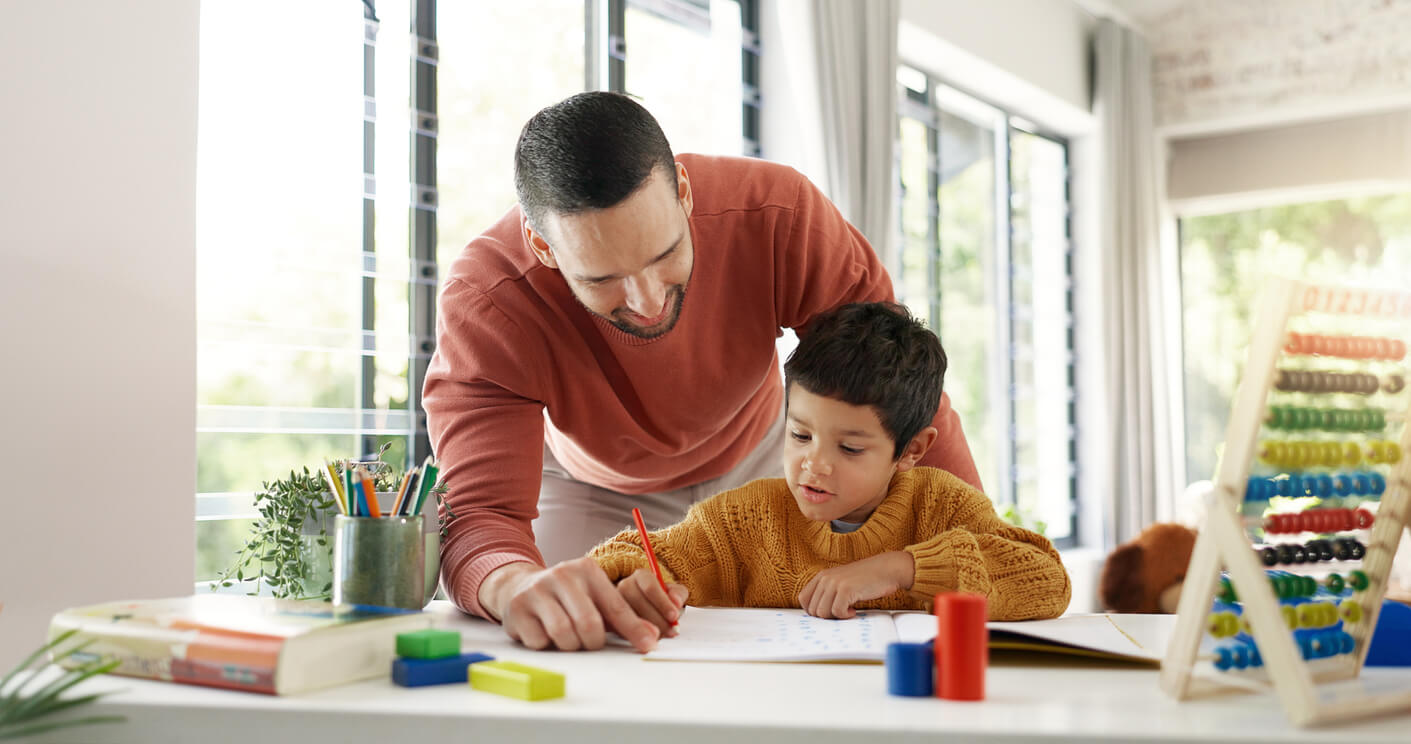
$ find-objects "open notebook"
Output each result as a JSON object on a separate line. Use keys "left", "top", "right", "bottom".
{"left": 642, "top": 608, "right": 1175, "bottom": 664}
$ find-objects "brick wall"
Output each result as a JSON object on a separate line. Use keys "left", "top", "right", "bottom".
{"left": 1147, "top": 0, "right": 1411, "bottom": 130}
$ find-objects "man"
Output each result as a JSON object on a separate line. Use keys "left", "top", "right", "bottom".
{"left": 424, "top": 91, "right": 980, "bottom": 653}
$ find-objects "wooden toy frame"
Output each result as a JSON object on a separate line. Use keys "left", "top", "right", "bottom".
{"left": 1160, "top": 277, "right": 1411, "bottom": 727}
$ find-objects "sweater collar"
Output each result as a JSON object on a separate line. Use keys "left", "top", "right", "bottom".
{"left": 801, "top": 470, "right": 917, "bottom": 561}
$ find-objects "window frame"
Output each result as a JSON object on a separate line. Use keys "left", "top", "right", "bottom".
{"left": 896, "top": 67, "right": 1078, "bottom": 548}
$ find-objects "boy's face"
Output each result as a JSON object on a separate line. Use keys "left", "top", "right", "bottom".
{"left": 783, "top": 384, "right": 914, "bottom": 524}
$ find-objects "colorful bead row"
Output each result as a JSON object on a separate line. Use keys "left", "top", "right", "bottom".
{"left": 1256, "top": 538, "right": 1366, "bottom": 565}
{"left": 1217, "top": 570, "right": 1368, "bottom": 604}
{"left": 1300, "top": 286, "right": 1411, "bottom": 317}
{"left": 1266, "top": 405, "right": 1386, "bottom": 432}
{"left": 1284, "top": 333, "right": 1407, "bottom": 361}
{"left": 1244, "top": 471, "right": 1387, "bottom": 501}
{"left": 1293, "top": 629, "right": 1356, "bottom": 660}
{"left": 1273, "top": 369, "right": 1406, "bottom": 395}
{"left": 1262, "top": 509, "right": 1375, "bottom": 535}
{"left": 1213, "top": 642, "right": 1263, "bottom": 671}
{"left": 1257, "top": 439, "right": 1402, "bottom": 468}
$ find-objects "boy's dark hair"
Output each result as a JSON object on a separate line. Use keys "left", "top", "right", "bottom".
{"left": 784, "top": 302, "right": 947, "bottom": 459}
{"left": 514, "top": 92, "right": 677, "bottom": 236}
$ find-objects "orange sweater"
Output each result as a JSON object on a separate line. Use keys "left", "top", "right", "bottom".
{"left": 590, "top": 467, "right": 1071, "bottom": 620}
{"left": 425, "top": 154, "right": 982, "bottom": 618}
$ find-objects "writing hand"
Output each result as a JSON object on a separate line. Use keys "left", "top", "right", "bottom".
{"left": 616, "top": 568, "right": 688, "bottom": 636}
{"left": 481, "top": 558, "right": 662, "bottom": 652}
{"left": 798, "top": 551, "right": 915, "bottom": 619}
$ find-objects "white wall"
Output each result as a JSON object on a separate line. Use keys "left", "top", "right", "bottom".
{"left": 1147, "top": 0, "right": 1411, "bottom": 136}
{"left": 0, "top": 0, "right": 197, "bottom": 668}
{"left": 899, "top": 0, "right": 1095, "bottom": 137}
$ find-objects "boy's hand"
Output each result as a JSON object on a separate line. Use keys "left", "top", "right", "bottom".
{"left": 616, "top": 568, "right": 688, "bottom": 637}
{"left": 798, "top": 551, "right": 915, "bottom": 619}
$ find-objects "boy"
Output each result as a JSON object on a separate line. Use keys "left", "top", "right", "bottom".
{"left": 589, "top": 302, "right": 1071, "bottom": 632}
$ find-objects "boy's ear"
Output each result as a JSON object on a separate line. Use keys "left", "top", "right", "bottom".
{"left": 895, "top": 426, "right": 939, "bottom": 472}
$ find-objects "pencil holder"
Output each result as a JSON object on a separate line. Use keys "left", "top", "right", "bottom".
{"left": 332, "top": 514, "right": 425, "bottom": 611}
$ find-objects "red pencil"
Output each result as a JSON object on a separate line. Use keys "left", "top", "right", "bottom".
{"left": 631, "top": 507, "right": 677, "bottom": 627}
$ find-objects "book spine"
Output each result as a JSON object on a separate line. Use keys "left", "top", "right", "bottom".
{"left": 49, "top": 613, "right": 281, "bottom": 695}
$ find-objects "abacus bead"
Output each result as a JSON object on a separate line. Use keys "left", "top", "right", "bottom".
{"left": 1290, "top": 544, "right": 1308, "bottom": 564}
{"left": 1354, "top": 508, "right": 1374, "bottom": 529}
{"left": 1344, "top": 442, "right": 1363, "bottom": 466}
{"left": 1219, "top": 576, "right": 1238, "bottom": 604}
{"left": 1303, "top": 576, "right": 1318, "bottom": 596}
{"left": 1353, "top": 473, "right": 1371, "bottom": 495}
{"left": 1248, "top": 644, "right": 1263, "bottom": 667}
{"left": 1384, "top": 374, "right": 1405, "bottom": 394}
{"left": 1215, "top": 647, "right": 1234, "bottom": 671}
{"left": 1282, "top": 605, "right": 1299, "bottom": 628}
{"left": 1350, "top": 540, "right": 1365, "bottom": 560}
{"left": 1391, "top": 339, "right": 1407, "bottom": 361}
{"left": 1297, "top": 604, "right": 1320, "bottom": 628}
{"left": 1299, "top": 636, "right": 1317, "bottom": 659}
{"left": 1232, "top": 645, "right": 1249, "bottom": 669}
{"left": 1316, "top": 474, "right": 1333, "bottom": 497}
{"left": 1333, "top": 473, "right": 1352, "bottom": 496}
{"left": 1277, "top": 544, "right": 1297, "bottom": 566}
{"left": 1260, "top": 546, "right": 1279, "bottom": 566}
{"left": 1269, "top": 406, "right": 1285, "bottom": 429}
{"left": 1303, "top": 541, "right": 1323, "bottom": 563}
{"left": 1302, "top": 473, "right": 1321, "bottom": 496}
{"left": 1325, "top": 573, "right": 1344, "bottom": 593}
{"left": 1386, "top": 442, "right": 1401, "bottom": 464}
{"left": 1275, "top": 369, "right": 1293, "bottom": 391}
{"left": 1369, "top": 472, "right": 1386, "bottom": 495}
{"left": 1349, "top": 570, "right": 1369, "bottom": 591}
{"left": 1339, "top": 632, "right": 1355, "bottom": 655}
{"left": 1342, "top": 600, "right": 1364, "bottom": 622}
{"left": 1333, "top": 539, "right": 1353, "bottom": 560}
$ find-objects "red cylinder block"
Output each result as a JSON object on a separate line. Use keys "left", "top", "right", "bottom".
{"left": 934, "top": 592, "right": 987, "bottom": 701}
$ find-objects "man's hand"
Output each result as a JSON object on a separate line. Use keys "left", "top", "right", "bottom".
{"left": 615, "top": 568, "right": 688, "bottom": 636}
{"left": 798, "top": 551, "right": 915, "bottom": 619}
{"left": 479, "top": 558, "right": 662, "bottom": 652}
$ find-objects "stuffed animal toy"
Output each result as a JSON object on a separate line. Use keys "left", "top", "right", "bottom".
{"left": 1099, "top": 523, "right": 1198, "bottom": 613}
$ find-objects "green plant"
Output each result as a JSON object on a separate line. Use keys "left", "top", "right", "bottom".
{"left": 214, "top": 444, "right": 454, "bottom": 600}
{"left": 1000, "top": 504, "right": 1048, "bottom": 538}
{"left": 0, "top": 630, "right": 124, "bottom": 740}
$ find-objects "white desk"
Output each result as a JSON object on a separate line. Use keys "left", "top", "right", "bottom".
{"left": 25, "top": 602, "right": 1411, "bottom": 743}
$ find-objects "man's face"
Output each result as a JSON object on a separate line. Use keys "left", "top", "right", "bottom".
{"left": 528, "top": 164, "right": 694, "bottom": 339}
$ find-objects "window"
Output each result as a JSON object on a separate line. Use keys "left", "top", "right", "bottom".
{"left": 896, "top": 68, "right": 1077, "bottom": 546}
{"left": 1179, "top": 194, "right": 1411, "bottom": 486}
{"left": 195, "top": 0, "right": 759, "bottom": 584}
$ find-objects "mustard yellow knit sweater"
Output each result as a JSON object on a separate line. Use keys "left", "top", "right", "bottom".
{"left": 589, "top": 467, "right": 1071, "bottom": 620}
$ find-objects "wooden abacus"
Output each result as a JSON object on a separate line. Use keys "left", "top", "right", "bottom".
{"left": 1161, "top": 278, "right": 1411, "bottom": 727}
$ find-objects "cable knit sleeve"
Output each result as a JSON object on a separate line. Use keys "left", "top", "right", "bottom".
{"left": 587, "top": 494, "right": 740, "bottom": 606}
{"left": 904, "top": 475, "right": 1071, "bottom": 620}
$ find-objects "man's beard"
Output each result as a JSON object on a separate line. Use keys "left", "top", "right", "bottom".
{"left": 603, "top": 284, "right": 687, "bottom": 339}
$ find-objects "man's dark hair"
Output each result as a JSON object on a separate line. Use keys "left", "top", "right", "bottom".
{"left": 784, "top": 302, "right": 947, "bottom": 459}
{"left": 514, "top": 92, "right": 677, "bottom": 235}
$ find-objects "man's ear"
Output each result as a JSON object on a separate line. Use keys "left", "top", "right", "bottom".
{"left": 676, "top": 161, "right": 693, "bottom": 218}
{"left": 524, "top": 221, "right": 557, "bottom": 269}
{"left": 895, "top": 426, "right": 939, "bottom": 472}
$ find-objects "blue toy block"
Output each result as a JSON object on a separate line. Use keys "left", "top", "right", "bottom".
{"left": 392, "top": 652, "right": 494, "bottom": 687}
{"left": 885, "top": 641, "right": 934, "bottom": 697}
{"left": 1366, "top": 600, "right": 1411, "bottom": 666}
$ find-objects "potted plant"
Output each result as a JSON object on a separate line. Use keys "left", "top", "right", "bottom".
{"left": 0, "top": 630, "right": 124, "bottom": 740}
{"left": 214, "top": 445, "right": 452, "bottom": 601}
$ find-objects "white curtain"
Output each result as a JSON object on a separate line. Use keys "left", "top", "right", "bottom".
{"left": 1093, "top": 19, "right": 1175, "bottom": 545}
{"left": 811, "top": 0, "right": 900, "bottom": 266}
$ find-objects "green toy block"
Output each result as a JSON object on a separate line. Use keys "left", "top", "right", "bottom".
{"left": 469, "top": 660, "right": 565, "bottom": 701}
{"left": 396, "top": 628, "right": 461, "bottom": 659}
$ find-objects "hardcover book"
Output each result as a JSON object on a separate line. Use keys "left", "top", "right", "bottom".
{"left": 48, "top": 594, "right": 433, "bottom": 695}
